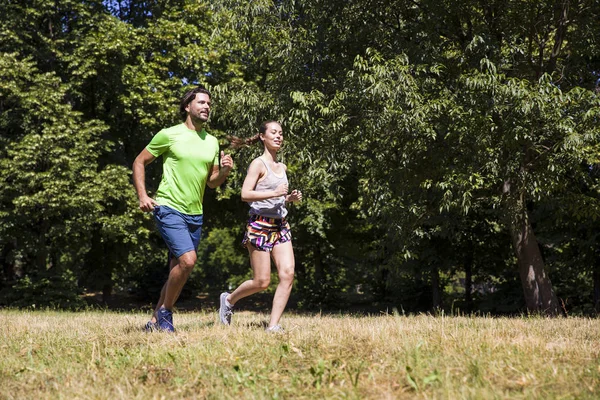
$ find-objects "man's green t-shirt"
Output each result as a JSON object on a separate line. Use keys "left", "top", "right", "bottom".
{"left": 146, "top": 123, "right": 219, "bottom": 215}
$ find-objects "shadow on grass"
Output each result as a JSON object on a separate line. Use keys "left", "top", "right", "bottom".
{"left": 83, "top": 291, "right": 288, "bottom": 313}
{"left": 82, "top": 290, "right": 400, "bottom": 318}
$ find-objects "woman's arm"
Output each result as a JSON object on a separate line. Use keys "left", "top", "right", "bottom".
{"left": 241, "top": 159, "right": 288, "bottom": 202}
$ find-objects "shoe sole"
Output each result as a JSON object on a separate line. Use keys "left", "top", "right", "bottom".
{"left": 219, "top": 292, "right": 231, "bottom": 325}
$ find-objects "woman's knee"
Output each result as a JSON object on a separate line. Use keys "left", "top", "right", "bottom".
{"left": 278, "top": 265, "right": 295, "bottom": 283}
{"left": 254, "top": 277, "right": 271, "bottom": 290}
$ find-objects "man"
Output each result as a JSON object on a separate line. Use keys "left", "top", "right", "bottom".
{"left": 132, "top": 87, "right": 233, "bottom": 332}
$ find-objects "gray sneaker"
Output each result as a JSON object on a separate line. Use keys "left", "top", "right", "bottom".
{"left": 219, "top": 292, "right": 233, "bottom": 325}
{"left": 265, "top": 325, "right": 284, "bottom": 333}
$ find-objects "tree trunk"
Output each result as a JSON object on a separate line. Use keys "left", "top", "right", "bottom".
{"left": 464, "top": 241, "right": 474, "bottom": 313}
{"left": 431, "top": 265, "right": 441, "bottom": 311}
{"left": 1, "top": 242, "right": 16, "bottom": 286}
{"left": 35, "top": 221, "right": 50, "bottom": 273}
{"left": 102, "top": 283, "right": 113, "bottom": 304}
{"left": 101, "top": 239, "right": 113, "bottom": 303}
{"left": 507, "top": 193, "right": 559, "bottom": 315}
{"left": 593, "top": 249, "right": 600, "bottom": 313}
{"left": 593, "top": 268, "right": 600, "bottom": 313}
{"left": 314, "top": 245, "right": 324, "bottom": 283}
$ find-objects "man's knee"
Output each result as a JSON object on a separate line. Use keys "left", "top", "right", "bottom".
{"left": 178, "top": 252, "right": 197, "bottom": 273}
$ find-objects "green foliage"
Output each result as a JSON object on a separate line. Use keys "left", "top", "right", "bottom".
{"left": 0, "top": 269, "right": 85, "bottom": 310}
{"left": 0, "top": 2, "right": 155, "bottom": 306}
{"left": 195, "top": 226, "right": 247, "bottom": 290}
{"left": 1, "top": 0, "right": 600, "bottom": 313}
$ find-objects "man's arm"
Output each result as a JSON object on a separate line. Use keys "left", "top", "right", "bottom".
{"left": 207, "top": 151, "right": 233, "bottom": 188}
{"left": 132, "top": 148, "right": 158, "bottom": 212}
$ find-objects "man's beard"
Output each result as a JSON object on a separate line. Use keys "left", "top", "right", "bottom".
{"left": 191, "top": 113, "right": 208, "bottom": 124}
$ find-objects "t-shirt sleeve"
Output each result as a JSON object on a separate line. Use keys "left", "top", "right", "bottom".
{"left": 146, "top": 130, "right": 170, "bottom": 157}
{"left": 212, "top": 138, "right": 220, "bottom": 166}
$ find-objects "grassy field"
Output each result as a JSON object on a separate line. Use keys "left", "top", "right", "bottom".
{"left": 1, "top": 309, "right": 599, "bottom": 399}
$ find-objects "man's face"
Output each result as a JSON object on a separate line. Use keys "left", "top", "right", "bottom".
{"left": 186, "top": 93, "right": 211, "bottom": 122}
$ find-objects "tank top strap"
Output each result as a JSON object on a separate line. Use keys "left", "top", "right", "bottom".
{"left": 257, "top": 156, "right": 271, "bottom": 174}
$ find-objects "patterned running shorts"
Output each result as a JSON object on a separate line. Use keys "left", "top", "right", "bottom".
{"left": 242, "top": 214, "right": 292, "bottom": 252}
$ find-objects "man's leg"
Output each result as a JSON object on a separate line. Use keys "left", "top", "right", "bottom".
{"left": 149, "top": 206, "right": 202, "bottom": 331}
{"left": 151, "top": 257, "right": 178, "bottom": 324}
{"left": 154, "top": 250, "right": 196, "bottom": 331}
{"left": 268, "top": 241, "right": 295, "bottom": 328}
{"left": 161, "top": 250, "right": 197, "bottom": 310}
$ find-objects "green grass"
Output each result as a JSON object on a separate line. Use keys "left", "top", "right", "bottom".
{"left": 1, "top": 309, "right": 599, "bottom": 399}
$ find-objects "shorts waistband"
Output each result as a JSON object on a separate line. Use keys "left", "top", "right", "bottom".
{"left": 250, "top": 214, "right": 286, "bottom": 224}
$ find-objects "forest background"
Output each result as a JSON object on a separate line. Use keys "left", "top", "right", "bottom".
{"left": 1, "top": 0, "right": 600, "bottom": 316}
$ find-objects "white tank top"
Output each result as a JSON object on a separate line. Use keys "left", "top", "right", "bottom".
{"left": 248, "top": 157, "right": 288, "bottom": 218}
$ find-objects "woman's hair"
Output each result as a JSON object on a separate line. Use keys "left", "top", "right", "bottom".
{"left": 227, "top": 120, "right": 280, "bottom": 149}
{"left": 258, "top": 120, "right": 279, "bottom": 135}
{"left": 179, "top": 87, "right": 211, "bottom": 121}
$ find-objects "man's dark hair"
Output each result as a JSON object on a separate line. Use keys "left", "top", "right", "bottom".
{"left": 179, "top": 87, "right": 211, "bottom": 121}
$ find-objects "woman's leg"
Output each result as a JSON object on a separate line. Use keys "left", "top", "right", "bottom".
{"left": 228, "top": 245, "right": 272, "bottom": 305}
{"left": 268, "top": 241, "right": 295, "bottom": 328}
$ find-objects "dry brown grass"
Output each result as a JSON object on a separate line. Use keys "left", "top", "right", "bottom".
{"left": 1, "top": 310, "right": 598, "bottom": 399}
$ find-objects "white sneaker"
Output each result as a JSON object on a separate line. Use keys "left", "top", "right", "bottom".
{"left": 219, "top": 292, "right": 233, "bottom": 325}
{"left": 265, "top": 325, "right": 284, "bottom": 333}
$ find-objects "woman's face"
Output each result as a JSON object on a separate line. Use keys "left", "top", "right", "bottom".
{"left": 261, "top": 122, "right": 283, "bottom": 150}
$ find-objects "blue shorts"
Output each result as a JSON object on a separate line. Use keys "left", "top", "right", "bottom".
{"left": 153, "top": 205, "right": 203, "bottom": 258}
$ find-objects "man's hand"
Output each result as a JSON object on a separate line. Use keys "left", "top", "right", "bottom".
{"left": 139, "top": 195, "right": 158, "bottom": 212}
{"left": 220, "top": 151, "right": 233, "bottom": 172}
{"left": 208, "top": 151, "right": 234, "bottom": 188}
{"left": 132, "top": 148, "right": 157, "bottom": 211}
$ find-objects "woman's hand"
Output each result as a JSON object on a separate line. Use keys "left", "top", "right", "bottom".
{"left": 286, "top": 189, "right": 302, "bottom": 203}
{"left": 274, "top": 183, "right": 289, "bottom": 197}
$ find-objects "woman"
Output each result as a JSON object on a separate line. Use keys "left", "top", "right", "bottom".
{"left": 219, "top": 121, "right": 302, "bottom": 332}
